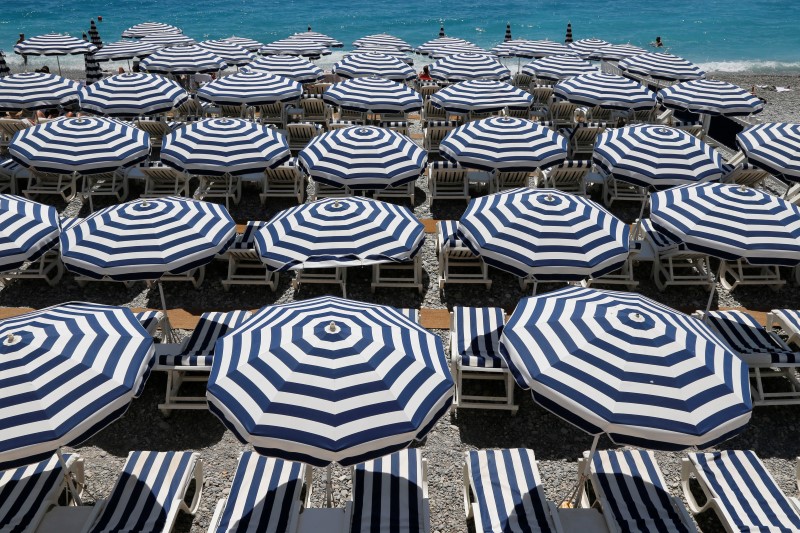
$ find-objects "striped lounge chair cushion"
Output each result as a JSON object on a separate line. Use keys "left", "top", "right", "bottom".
{"left": 351, "top": 449, "right": 426, "bottom": 533}
{"left": 704, "top": 310, "right": 800, "bottom": 365}
{"left": 425, "top": 120, "right": 457, "bottom": 128}
{"left": 231, "top": 221, "right": 267, "bottom": 251}
{"left": 689, "top": 450, "right": 800, "bottom": 531}
{"left": 0, "top": 454, "right": 76, "bottom": 533}
{"left": 437, "top": 220, "right": 465, "bottom": 250}
{"left": 770, "top": 309, "right": 800, "bottom": 338}
{"left": 429, "top": 160, "right": 461, "bottom": 170}
{"left": 88, "top": 451, "right": 199, "bottom": 533}
{"left": 380, "top": 121, "right": 409, "bottom": 128}
{"left": 556, "top": 159, "right": 593, "bottom": 170}
{"left": 466, "top": 448, "right": 555, "bottom": 533}
{"left": 453, "top": 306, "right": 506, "bottom": 368}
{"left": 133, "top": 310, "right": 162, "bottom": 336}
{"left": 329, "top": 120, "right": 358, "bottom": 127}
{"left": 0, "top": 158, "right": 24, "bottom": 179}
{"left": 396, "top": 307, "right": 419, "bottom": 324}
{"left": 591, "top": 450, "right": 691, "bottom": 533}
{"left": 157, "top": 310, "right": 252, "bottom": 367}
{"left": 672, "top": 120, "right": 702, "bottom": 127}
{"left": 214, "top": 452, "right": 306, "bottom": 533}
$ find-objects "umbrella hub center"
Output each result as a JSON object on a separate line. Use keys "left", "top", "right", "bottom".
{"left": 4, "top": 333, "right": 21, "bottom": 346}
{"left": 327, "top": 321, "right": 341, "bottom": 334}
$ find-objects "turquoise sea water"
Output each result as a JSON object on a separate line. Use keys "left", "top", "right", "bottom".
{"left": 2, "top": 0, "right": 799, "bottom": 72}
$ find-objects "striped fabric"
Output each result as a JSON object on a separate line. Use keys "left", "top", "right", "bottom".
{"left": 121, "top": 22, "right": 183, "bottom": 38}
{"left": 769, "top": 309, "right": 800, "bottom": 341}
{"left": 84, "top": 54, "right": 103, "bottom": 87}
{"left": 333, "top": 53, "right": 415, "bottom": 81}
{"left": 289, "top": 31, "right": 342, "bottom": 47}
{"left": 351, "top": 449, "right": 426, "bottom": 533}
{"left": 353, "top": 34, "right": 412, "bottom": 51}
{"left": 0, "top": 195, "right": 60, "bottom": 271}
{"left": 255, "top": 197, "right": 425, "bottom": 270}
{"left": 259, "top": 39, "right": 331, "bottom": 58}
{"left": 10, "top": 117, "right": 150, "bottom": 175}
{"left": 416, "top": 37, "right": 472, "bottom": 55}
{"left": 323, "top": 77, "right": 422, "bottom": 113}
{"left": 78, "top": 73, "right": 188, "bottom": 116}
{"left": 554, "top": 73, "right": 656, "bottom": 110}
{"left": 157, "top": 310, "right": 251, "bottom": 367}
{"left": 223, "top": 36, "right": 264, "bottom": 52}
{"left": 348, "top": 47, "right": 412, "bottom": 64}
{"left": 207, "top": 296, "right": 453, "bottom": 467}
{"left": 658, "top": 79, "right": 764, "bottom": 117}
{"left": 588, "top": 44, "right": 647, "bottom": 61}
{"left": 650, "top": 183, "right": 800, "bottom": 266}
{"left": 736, "top": 123, "right": 800, "bottom": 181}
{"left": 427, "top": 44, "right": 492, "bottom": 59}
{"left": 0, "top": 303, "right": 154, "bottom": 470}
{"left": 688, "top": 450, "right": 800, "bottom": 531}
{"left": 619, "top": 53, "right": 706, "bottom": 82}
{"left": 567, "top": 38, "right": 611, "bottom": 58}
{"left": 0, "top": 72, "right": 79, "bottom": 111}
{"left": 500, "top": 286, "right": 752, "bottom": 450}
{"left": 429, "top": 53, "right": 511, "bottom": 82}
{"left": 133, "top": 310, "right": 163, "bottom": 336}
{"left": 244, "top": 55, "right": 324, "bottom": 83}
{"left": 140, "top": 46, "right": 226, "bottom": 74}
{"left": 92, "top": 41, "right": 160, "bottom": 61}
{"left": 197, "top": 72, "right": 302, "bottom": 106}
{"left": 437, "top": 219, "right": 464, "bottom": 249}
{"left": 593, "top": 125, "right": 726, "bottom": 188}
{"left": 639, "top": 218, "right": 682, "bottom": 251}
{"left": 13, "top": 33, "right": 97, "bottom": 56}
{"left": 453, "top": 307, "right": 506, "bottom": 368}
{"left": 161, "top": 118, "right": 290, "bottom": 176}
{"left": 214, "top": 452, "right": 306, "bottom": 533}
{"left": 458, "top": 188, "right": 629, "bottom": 280}
{"left": 440, "top": 117, "right": 567, "bottom": 172}
{"left": 58, "top": 216, "right": 84, "bottom": 232}
{"left": 430, "top": 80, "right": 532, "bottom": 114}
{"left": 591, "top": 450, "right": 692, "bottom": 533}
{"left": 298, "top": 126, "right": 426, "bottom": 189}
{"left": 198, "top": 40, "right": 255, "bottom": 66}
{"left": 702, "top": 310, "right": 799, "bottom": 365}
{"left": 87, "top": 20, "right": 102, "bottom": 47}
{"left": 465, "top": 448, "right": 556, "bottom": 533}
{"left": 231, "top": 220, "right": 267, "bottom": 250}
{"left": 0, "top": 52, "right": 9, "bottom": 78}
{"left": 522, "top": 54, "right": 599, "bottom": 81}
{"left": 88, "top": 451, "right": 199, "bottom": 533}
{"left": 60, "top": 197, "right": 236, "bottom": 281}
{"left": 139, "top": 33, "right": 196, "bottom": 47}
{"left": 511, "top": 40, "right": 571, "bottom": 58}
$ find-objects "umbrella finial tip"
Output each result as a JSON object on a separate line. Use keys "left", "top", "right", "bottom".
{"left": 328, "top": 321, "right": 338, "bottom": 333}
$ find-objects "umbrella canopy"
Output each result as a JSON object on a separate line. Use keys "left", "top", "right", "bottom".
{"left": 554, "top": 73, "right": 656, "bottom": 111}
{"left": 222, "top": 36, "right": 264, "bottom": 52}
{"left": 500, "top": 286, "right": 751, "bottom": 450}
{"left": 323, "top": 77, "right": 422, "bottom": 113}
{"left": 92, "top": 40, "right": 161, "bottom": 61}
{"left": 522, "top": 54, "right": 599, "bottom": 81}
{"left": 736, "top": 123, "right": 800, "bottom": 181}
{"left": 0, "top": 52, "right": 9, "bottom": 77}
{"left": 289, "top": 30, "right": 342, "bottom": 47}
{"left": 121, "top": 22, "right": 182, "bottom": 38}
{"left": 332, "top": 53, "right": 415, "bottom": 81}
{"left": 0, "top": 195, "right": 59, "bottom": 272}
{"left": 593, "top": 125, "right": 726, "bottom": 188}
{"left": 198, "top": 40, "right": 255, "bottom": 66}
{"left": 352, "top": 34, "right": 412, "bottom": 51}
{"left": 651, "top": 183, "right": 800, "bottom": 266}
{"left": 619, "top": 53, "right": 706, "bottom": 81}
{"left": 206, "top": 296, "right": 453, "bottom": 467}
{"left": 140, "top": 46, "right": 226, "bottom": 74}
{"left": 458, "top": 188, "right": 630, "bottom": 280}
{"left": 0, "top": 302, "right": 154, "bottom": 470}
{"left": 509, "top": 40, "right": 572, "bottom": 58}
{"left": 60, "top": 196, "right": 235, "bottom": 280}
{"left": 0, "top": 72, "right": 79, "bottom": 111}
{"left": 658, "top": 79, "right": 764, "bottom": 117}
{"left": 255, "top": 197, "right": 425, "bottom": 270}
{"left": 588, "top": 44, "right": 647, "bottom": 61}
{"left": 440, "top": 117, "right": 567, "bottom": 172}
{"left": 138, "top": 33, "right": 196, "bottom": 48}
{"left": 260, "top": 39, "right": 331, "bottom": 58}
{"left": 78, "top": 73, "right": 188, "bottom": 116}
{"left": 14, "top": 33, "right": 97, "bottom": 56}
{"left": 161, "top": 118, "right": 290, "bottom": 176}
{"left": 430, "top": 79, "right": 532, "bottom": 114}
{"left": 348, "top": 46, "right": 412, "bottom": 64}
{"left": 197, "top": 71, "right": 302, "bottom": 106}
{"left": 427, "top": 44, "right": 492, "bottom": 59}
{"left": 415, "top": 37, "right": 471, "bottom": 55}
{"left": 298, "top": 126, "right": 426, "bottom": 190}
{"left": 567, "top": 38, "right": 611, "bottom": 58}
{"left": 83, "top": 54, "right": 103, "bottom": 85}
{"left": 244, "top": 55, "right": 324, "bottom": 83}
{"left": 10, "top": 117, "right": 150, "bottom": 175}
{"left": 491, "top": 39, "right": 534, "bottom": 57}
{"left": 429, "top": 53, "right": 511, "bottom": 82}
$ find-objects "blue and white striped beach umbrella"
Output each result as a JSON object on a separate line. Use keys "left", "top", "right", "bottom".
{"left": 0, "top": 302, "right": 154, "bottom": 470}
{"left": 458, "top": 188, "right": 629, "bottom": 280}
{"left": 567, "top": 38, "right": 611, "bottom": 58}
{"left": 588, "top": 44, "right": 647, "bottom": 61}
{"left": 736, "top": 123, "right": 800, "bottom": 181}
{"left": 430, "top": 80, "right": 532, "bottom": 114}
{"left": 260, "top": 39, "right": 331, "bottom": 58}
{"left": 198, "top": 40, "right": 255, "bottom": 66}
{"left": 290, "top": 31, "right": 342, "bottom": 48}
{"left": 91, "top": 40, "right": 161, "bottom": 61}
{"left": 500, "top": 286, "right": 751, "bottom": 450}
{"left": 60, "top": 197, "right": 235, "bottom": 280}
{"left": 0, "top": 72, "right": 79, "bottom": 111}
{"left": 440, "top": 117, "right": 567, "bottom": 172}
{"left": 298, "top": 126, "right": 426, "bottom": 190}
{"left": 139, "top": 33, "right": 196, "bottom": 48}
{"left": 658, "top": 80, "right": 764, "bottom": 117}
{"left": 222, "top": 36, "right": 264, "bottom": 52}
{"left": 323, "top": 77, "right": 422, "bottom": 113}
{"left": 429, "top": 53, "right": 511, "bottom": 82}
{"left": 593, "top": 125, "right": 726, "bottom": 188}
{"left": 348, "top": 47, "right": 412, "bottom": 64}
{"left": 13, "top": 33, "right": 97, "bottom": 56}
{"left": 10, "top": 117, "right": 150, "bottom": 175}
{"left": 415, "top": 37, "right": 471, "bottom": 55}
{"left": 554, "top": 73, "right": 656, "bottom": 111}
{"left": 255, "top": 197, "right": 425, "bottom": 270}
{"left": 0, "top": 195, "right": 59, "bottom": 272}
{"left": 197, "top": 72, "right": 302, "bottom": 106}
{"left": 161, "top": 118, "right": 290, "bottom": 176}
{"left": 651, "top": 183, "right": 800, "bottom": 265}
{"left": 427, "top": 44, "right": 492, "bottom": 59}
{"left": 207, "top": 296, "right": 453, "bottom": 467}
{"left": 244, "top": 55, "right": 324, "bottom": 83}
{"left": 619, "top": 53, "right": 706, "bottom": 81}
{"left": 491, "top": 39, "right": 533, "bottom": 57}
{"left": 352, "top": 34, "right": 412, "bottom": 51}
{"left": 78, "top": 73, "right": 188, "bottom": 116}
{"left": 508, "top": 40, "right": 572, "bottom": 58}
{"left": 332, "top": 53, "right": 415, "bottom": 81}
{"left": 522, "top": 54, "right": 599, "bottom": 81}
{"left": 122, "top": 22, "right": 182, "bottom": 38}
{"left": 140, "top": 46, "right": 226, "bottom": 74}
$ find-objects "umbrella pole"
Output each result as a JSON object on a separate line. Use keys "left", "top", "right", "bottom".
{"left": 562, "top": 433, "right": 600, "bottom": 508}
{"left": 57, "top": 448, "right": 82, "bottom": 505}
{"left": 703, "top": 283, "right": 717, "bottom": 319}
{"left": 632, "top": 191, "right": 649, "bottom": 241}
{"left": 326, "top": 464, "right": 332, "bottom": 508}
{"left": 56, "top": 56, "right": 62, "bottom": 76}
{"left": 157, "top": 280, "right": 174, "bottom": 343}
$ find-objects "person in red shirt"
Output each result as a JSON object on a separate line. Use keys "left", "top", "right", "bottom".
{"left": 418, "top": 65, "right": 433, "bottom": 81}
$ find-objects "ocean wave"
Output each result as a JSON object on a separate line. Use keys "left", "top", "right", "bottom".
{"left": 697, "top": 60, "right": 800, "bottom": 74}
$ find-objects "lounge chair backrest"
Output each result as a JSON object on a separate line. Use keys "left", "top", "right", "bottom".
{"left": 418, "top": 84, "right": 441, "bottom": 99}
{"left": 429, "top": 161, "right": 467, "bottom": 184}
{"left": 723, "top": 162, "right": 771, "bottom": 187}
{"left": 548, "top": 101, "right": 577, "bottom": 124}
{"left": 437, "top": 220, "right": 465, "bottom": 250}
{"left": 305, "top": 83, "right": 331, "bottom": 95}
{"left": 182, "top": 310, "right": 252, "bottom": 357}
{"left": 631, "top": 107, "right": 656, "bottom": 123}
{"left": 258, "top": 103, "right": 285, "bottom": 123}
{"left": 339, "top": 108, "right": 366, "bottom": 122}
{"left": 177, "top": 98, "right": 205, "bottom": 117}
{"left": 493, "top": 170, "right": 529, "bottom": 190}
{"left": 232, "top": 221, "right": 267, "bottom": 250}
{"left": 426, "top": 121, "right": 456, "bottom": 141}
{"left": 548, "top": 159, "right": 592, "bottom": 187}
{"left": 220, "top": 104, "right": 244, "bottom": 118}
{"left": 423, "top": 99, "right": 447, "bottom": 121}
{"left": 135, "top": 118, "right": 174, "bottom": 139}
{"left": 453, "top": 306, "right": 505, "bottom": 367}
{"left": 300, "top": 97, "right": 328, "bottom": 118}
{"left": 286, "top": 122, "right": 320, "bottom": 140}
{"left": 588, "top": 106, "right": 613, "bottom": 122}
{"left": 531, "top": 86, "right": 554, "bottom": 107}
{"left": 0, "top": 454, "right": 75, "bottom": 531}
{"left": 513, "top": 73, "right": 532, "bottom": 88}
{"left": 0, "top": 118, "right": 30, "bottom": 140}
{"left": 703, "top": 310, "right": 796, "bottom": 363}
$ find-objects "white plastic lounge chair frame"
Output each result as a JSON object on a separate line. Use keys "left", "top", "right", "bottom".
{"left": 286, "top": 122, "right": 322, "bottom": 153}
{"left": 221, "top": 221, "right": 279, "bottom": 291}
{"left": 371, "top": 254, "right": 423, "bottom": 294}
{"left": 193, "top": 172, "right": 241, "bottom": 209}
{"left": 422, "top": 121, "right": 456, "bottom": 155}
{"left": 717, "top": 259, "right": 784, "bottom": 292}
{"left": 436, "top": 221, "right": 490, "bottom": 291}
{"left": 24, "top": 169, "right": 78, "bottom": 202}
{"left": 489, "top": 169, "right": 530, "bottom": 194}
{"left": 567, "top": 122, "right": 607, "bottom": 158}
{"left": 767, "top": 309, "right": 800, "bottom": 348}
{"left": 428, "top": 161, "right": 469, "bottom": 202}
{"left": 299, "top": 97, "right": 332, "bottom": 128}
{"left": 534, "top": 159, "right": 593, "bottom": 196}
{"left": 309, "top": 179, "right": 351, "bottom": 201}
{"left": 81, "top": 169, "right": 128, "bottom": 212}
{"left": 293, "top": 267, "right": 347, "bottom": 298}
{"left": 602, "top": 175, "right": 647, "bottom": 207}
{"left": 261, "top": 158, "right": 306, "bottom": 204}
{"left": 139, "top": 162, "right": 192, "bottom": 198}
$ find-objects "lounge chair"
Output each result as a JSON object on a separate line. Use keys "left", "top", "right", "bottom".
{"left": 767, "top": 309, "right": 800, "bottom": 348}
{"left": 489, "top": 170, "right": 530, "bottom": 193}
{"left": 261, "top": 157, "right": 306, "bottom": 204}
{"left": 436, "top": 220, "right": 490, "bottom": 290}
{"left": 286, "top": 122, "right": 322, "bottom": 153}
{"left": 176, "top": 97, "right": 207, "bottom": 121}
{"left": 208, "top": 452, "right": 310, "bottom": 533}
{"left": 588, "top": 106, "right": 613, "bottom": 123}
{"left": 421, "top": 99, "right": 447, "bottom": 124}
{"left": 328, "top": 119, "right": 360, "bottom": 131}
{"left": 257, "top": 102, "right": 287, "bottom": 128}
{"left": 347, "top": 449, "right": 429, "bottom": 533}
{"left": 379, "top": 119, "right": 410, "bottom": 136}
{"left": 602, "top": 174, "right": 647, "bottom": 207}
{"left": 134, "top": 117, "right": 180, "bottom": 153}
{"left": 0, "top": 215, "right": 75, "bottom": 288}
{"left": 219, "top": 104, "right": 246, "bottom": 118}
{"left": 338, "top": 109, "right": 367, "bottom": 125}
{"left": 673, "top": 120, "right": 704, "bottom": 140}
{"left": 221, "top": 221, "right": 279, "bottom": 291}
{"left": 422, "top": 121, "right": 457, "bottom": 155}
{"left": 717, "top": 258, "right": 784, "bottom": 292}
{"left": 579, "top": 449, "right": 696, "bottom": 533}
{"left": 417, "top": 83, "right": 441, "bottom": 100}
{"left": 697, "top": 309, "right": 800, "bottom": 406}
{"left": 300, "top": 97, "right": 332, "bottom": 128}
{"left": 0, "top": 158, "right": 27, "bottom": 194}
{"left": 81, "top": 169, "right": 128, "bottom": 211}
{"left": 138, "top": 162, "right": 192, "bottom": 198}
{"left": 629, "top": 107, "right": 657, "bottom": 124}
{"left": 468, "top": 110, "right": 498, "bottom": 122}
{"left": 566, "top": 122, "right": 607, "bottom": 158}
{"left": 534, "top": 159, "right": 593, "bottom": 196}
{"left": 547, "top": 101, "right": 578, "bottom": 129}
{"left": 373, "top": 171, "right": 417, "bottom": 203}
{"left": 505, "top": 106, "right": 533, "bottom": 119}
{"left": 154, "top": 310, "right": 253, "bottom": 413}
{"left": 193, "top": 172, "right": 241, "bottom": 209}
{"left": 371, "top": 254, "right": 423, "bottom": 294}
{"left": 512, "top": 72, "right": 532, "bottom": 90}
{"left": 293, "top": 267, "right": 348, "bottom": 298}
{"left": 304, "top": 82, "right": 331, "bottom": 96}
{"left": 530, "top": 85, "right": 554, "bottom": 119}
{"left": 23, "top": 169, "right": 78, "bottom": 203}
{"left": 681, "top": 450, "right": 800, "bottom": 532}
{"left": 309, "top": 179, "right": 350, "bottom": 201}
{"left": 450, "top": 306, "right": 517, "bottom": 413}
{"left": 464, "top": 448, "right": 563, "bottom": 533}
{"left": 722, "top": 152, "right": 772, "bottom": 188}
{"left": 428, "top": 161, "right": 469, "bottom": 202}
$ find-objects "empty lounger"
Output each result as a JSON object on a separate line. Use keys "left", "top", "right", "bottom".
{"left": 133, "top": 310, "right": 165, "bottom": 338}
{"left": 767, "top": 309, "right": 800, "bottom": 348}
{"left": 634, "top": 218, "right": 713, "bottom": 291}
